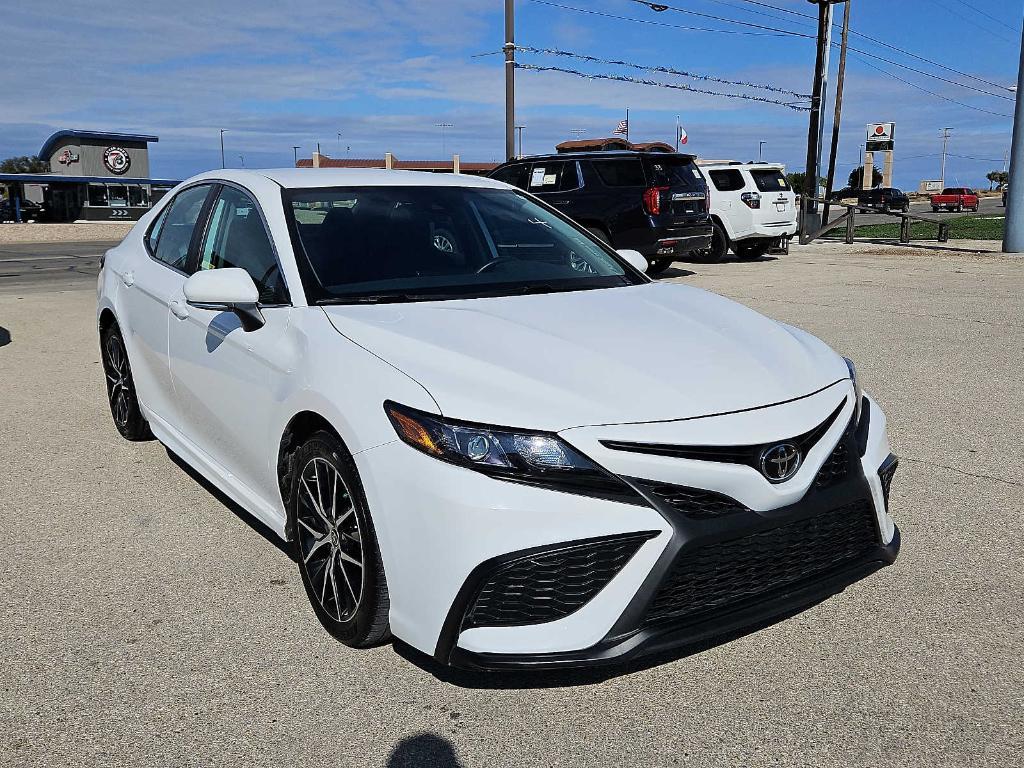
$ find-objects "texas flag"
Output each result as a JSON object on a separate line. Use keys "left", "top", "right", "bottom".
{"left": 678, "top": 125, "right": 689, "bottom": 145}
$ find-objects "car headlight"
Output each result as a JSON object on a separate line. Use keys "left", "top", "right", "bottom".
{"left": 384, "top": 401, "right": 645, "bottom": 505}
{"left": 844, "top": 357, "right": 864, "bottom": 422}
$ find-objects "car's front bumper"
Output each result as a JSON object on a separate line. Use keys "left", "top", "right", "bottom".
{"left": 357, "top": 386, "right": 899, "bottom": 670}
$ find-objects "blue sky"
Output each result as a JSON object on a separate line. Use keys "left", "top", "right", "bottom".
{"left": 1, "top": 0, "right": 1021, "bottom": 189}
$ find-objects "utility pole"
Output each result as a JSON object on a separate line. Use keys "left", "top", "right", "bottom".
{"left": 515, "top": 125, "right": 525, "bottom": 158}
{"left": 940, "top": 127, "right": 953, "bottom": 186}
{"left": 504, "top": 0, "right": 516, "bottom": 161}
{"left": 822, "top": 0, "right": 851, "bottom": 225}
{"left": 1004, "top": 23, "right": 1024, "bottom": 252}
{"left": 801, "top": 1, "right": 833, "bottom": 240}
{"left": 815, "top": 1, "right": 835, "bottom": 197}
{"left": 219, "top": 129, "right": 227, "bottom": 169}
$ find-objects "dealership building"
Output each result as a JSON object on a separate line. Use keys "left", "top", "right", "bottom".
{"left": 0, "top": 129, "right": 180, "bottom": 222}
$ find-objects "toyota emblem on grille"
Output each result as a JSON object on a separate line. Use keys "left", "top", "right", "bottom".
{"left": 760, "top": 443, "right": 802, "bottom": 482}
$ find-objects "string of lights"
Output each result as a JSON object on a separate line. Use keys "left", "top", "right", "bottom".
{"left": 515, "top": 45, "right": 811, "bottom": 98}
{"left": 514, "top": 62, "right": 811, "bottom": 111}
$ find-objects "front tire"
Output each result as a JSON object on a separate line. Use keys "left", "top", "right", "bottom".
{"left": 101, "top": 324, "right": 151, "bottom": 441}
{"left": 288, "top": 431, "right": 390, "bottom": 648}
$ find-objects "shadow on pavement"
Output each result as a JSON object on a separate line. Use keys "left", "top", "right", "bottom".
{"left": 164, "top": 447, "right": 293, "bottom": 559}
{"left": 0, "top": 326, "right": 10, "bottom": 347}
{"left": 386, "top": 733, "right": 463, "bottom": 768}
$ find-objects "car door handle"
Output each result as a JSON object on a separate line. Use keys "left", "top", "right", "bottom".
{"left": 121, "top": 270, "right": 134, "bottom": 287}
{"left": 169, "top": 300, "right": 190, "bottom": 320}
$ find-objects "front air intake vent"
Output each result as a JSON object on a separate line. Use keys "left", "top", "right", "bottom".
{"left": 632, "top": 480, "right": 750, "bottom": 520}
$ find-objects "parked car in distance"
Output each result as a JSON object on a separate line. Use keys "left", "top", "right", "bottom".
{"left": 931, "top": 187, "right": 979, "bottom": 213}
{"left": 0, "top": 197, "right": 46, "bottom": 222}
{"left": 1003, "top": 186, "right": 1009, "bottom": 207}
{"left": 489, "top": 151, "right": 712, "bottom": 275}
{"left": 699, "top": 161, "right": 798, "bottom": 261}
{"left": 857, "top": 187, "right": 910, "bottom": 214}
{"left": 96, "top": 168, "right": 900, "bottom": 671}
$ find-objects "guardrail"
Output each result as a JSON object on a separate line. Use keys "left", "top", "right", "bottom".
{"left": 799, "top": 197, "right": 950, "bottom": 246}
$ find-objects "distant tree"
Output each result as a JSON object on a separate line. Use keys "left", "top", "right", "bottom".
{"left": 848, "top": 165, "right": 883, "bottom": 189}
{"left": 0, "top": 155, "right": 49, "bottom": 173}
{"left": 986, "top": 170, "right": 1009, "bottom": 190}
{"left": 786, "top": 172, "right": 827, "bottom": 194}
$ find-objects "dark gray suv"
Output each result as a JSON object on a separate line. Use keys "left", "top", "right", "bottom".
{"left": 490, "top": 151, "right": 712, "bottom": 275}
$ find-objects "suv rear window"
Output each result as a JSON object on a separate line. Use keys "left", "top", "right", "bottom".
{"left": 646, "top": 156, "right": 703, "bottom": 190}
{"left": 591, "top": 159, "right": 647, "bottom": 187}
{"left": 709, "top": 169, "right": 746, "bottom": 192}
{"left": 750, "top": 169, "right": 791, "bottom": 192}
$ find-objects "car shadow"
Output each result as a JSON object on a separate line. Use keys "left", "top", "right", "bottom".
{"left": 386, "top": 732, "right": 464, "bottom": 768}
{"left": 164, "top": 447, "right": 294, "bottom": 560}
{"left": 655, "top": 266, "right": 696, "bottom": 278}
{"left": 393, "top": 596, "right": 831, "bottom": 690}
{"left": 0, "top": 326, "right": 10, "bottom": 347}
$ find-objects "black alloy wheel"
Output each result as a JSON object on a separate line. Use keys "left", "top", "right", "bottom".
{"left": 101, "top": 325, "right": 151, "bottom": 441}
{"left": 289, "top": 431, "right": 390, "bottom": 647}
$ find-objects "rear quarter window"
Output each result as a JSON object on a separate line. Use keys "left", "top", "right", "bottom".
{"left": 646, "top": 157, "right": 703, "bottom": 190}
{"left": 591, "top": 159, "right": 647, "bottom": 187}
{"left": 709, "top": 169, "right": 746, "bottom": 192}
{"left": 750, "top": 169, "right": 791, "bottom": 192}
{"left": 490, "top": 163, "right": 530, "bottom": 190}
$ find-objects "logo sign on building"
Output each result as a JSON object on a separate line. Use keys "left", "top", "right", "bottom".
{"left": 866, "top": 123, "right": 895, "bottom": 151}
{"left": 56, "top": 148, "right": 80, "bottom": 166}
{"left": 103, "top": 146, "right": 132, "bottom": 175}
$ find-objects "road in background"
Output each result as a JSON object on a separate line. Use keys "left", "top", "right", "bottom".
{"left": 0, "top": 241, "right": 118, "bottom": 293}
{"left": 1, "top": 241, "right": 1021, "bottom": 767}
{"left": 825, "top": 195, "right": 1004, "bottom": 227}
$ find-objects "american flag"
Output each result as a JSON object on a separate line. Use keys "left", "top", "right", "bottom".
{"left": 612, "top": 119, "right": 628, "bottom": 136}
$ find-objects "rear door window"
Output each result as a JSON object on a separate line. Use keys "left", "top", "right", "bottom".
{"left": 150, "top": 184, "right": 213, "bottom": 272}
{"left": 709, "top": 169, "right": 746, "bottom": 192}
{"left": 591, "top": 159, "right": 647, "bottom": 187}
{"left": 646, "top": 156, "right": 704, "bottom": 191}
{"left": 527, "top": 161, "right": 580, "bottom": 192}
{"left": 750, "top": 169, "right": 791, "bottom": 192}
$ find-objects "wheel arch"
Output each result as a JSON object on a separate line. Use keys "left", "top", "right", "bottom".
{"left": 277, "top": 410, "right": 344, "bottom": 540}
{"left": 98, "top": 307, "right": 117, "bottom": 334}
{"left": 709, "top": 214, "right": 732, "bottom": 244}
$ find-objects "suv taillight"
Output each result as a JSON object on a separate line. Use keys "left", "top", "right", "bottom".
{"left": 643, "top": 185, "right": 669, "bottom": 215}
{"left": 741, "top": 192, "right": 761, "bottom": 210}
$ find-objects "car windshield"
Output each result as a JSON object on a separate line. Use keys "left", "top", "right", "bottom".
{"left": 284, "top": 186, "right": 642, "bottom": 303}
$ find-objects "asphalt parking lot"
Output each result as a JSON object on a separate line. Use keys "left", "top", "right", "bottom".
{"left": 1, "top": 239, "right": 1022, "bottom": 767}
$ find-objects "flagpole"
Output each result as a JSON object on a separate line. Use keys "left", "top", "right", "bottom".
{"left": 625, "top": 108, "right": 629, "bottom": 142}
{"left": 675, "top": 115, "right": 679, "bottom": 151}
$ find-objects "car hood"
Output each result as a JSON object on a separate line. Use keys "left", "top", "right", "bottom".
{"left": 322, "top": 283, "right": 849, "bottom": 431}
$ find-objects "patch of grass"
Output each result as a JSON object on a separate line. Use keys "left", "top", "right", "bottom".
{"left": 825, "top": 215, "right": 1005, "bottom": 241}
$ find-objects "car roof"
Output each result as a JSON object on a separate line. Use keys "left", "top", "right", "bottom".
{"left": 698, "top": 161, "right": 785, "bottom": 171}
{"left": 182, "top": 167, "right": 510, "bottom": 190}
{"left": 502, "top": 150, "right": 697, "bottom": 163}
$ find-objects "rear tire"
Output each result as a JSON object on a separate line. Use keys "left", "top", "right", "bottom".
{"left": 694, "top": 221, "right": 728, "bottom": 263}
{"left": 932, "top": 206, "right": 940, "bottom": 213}
{"left": 735, "top": 240, "right": 770, "bottom": 261}
{"left": 289, "top": 431, "right": 391, "bottom": 648}
{"left": 647, "top": 258, "right": 673, "bottom": 276}
{"left": 101, "top": 324, "right": 151, "bottom": 441}
{"left": 585, "top": 226, "right": 611, "bottom": 245}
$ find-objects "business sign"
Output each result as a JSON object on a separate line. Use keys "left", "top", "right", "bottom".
{"left": 866, "top": 123, "right": 895, "bottom": 151}
{"left": 103, "top": 146, "right": 131, "bottom": 175}
{"left": 56, "top": 149, "right": 80, "bottom": 166}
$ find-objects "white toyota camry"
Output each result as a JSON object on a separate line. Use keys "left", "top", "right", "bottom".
{"left": 97, "top": 169, "right": 899, "bottom": 671}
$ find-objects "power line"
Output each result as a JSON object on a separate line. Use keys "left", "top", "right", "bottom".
{"left": 514, "top": 62, "right": 811, "bottom": 110}
{"left": 528, "top": 0, "right": 800, "bottom": 37}
{"left": 956, "top": 0, "right": 1017, "bottom": 28}
{"left": 849, "top": 52, "right": 1013, "bottom": 119}
{"left": 515, "top": 45, "right": 811, "bottom": 97}
{"left": 930, "top": 0, "right": 1017, "bottom": 44}
{"left": 624, "top": 0, "right": 1015, "bottom": 98}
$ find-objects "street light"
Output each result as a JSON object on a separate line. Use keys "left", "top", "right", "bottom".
{"left": 436, "top": 123, "right": 454, "bottom": 156}
{"left": 219, "top": 129, "right": 228, "bottom": 169}
{"left": 515, "top": 125, "right": 526, "bottom": 158}
{"left": 759, "top": 141, "right": 767, "bottom": 162}
{"left": 337, "top": 132, "right": 343, "bottom": 153}
{"left": 292, "top": 145, "right": 301, "bottom": 166}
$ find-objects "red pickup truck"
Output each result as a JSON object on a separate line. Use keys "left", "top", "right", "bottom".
{"left": 931, "top": 187, "right": 979, "bottom": 212}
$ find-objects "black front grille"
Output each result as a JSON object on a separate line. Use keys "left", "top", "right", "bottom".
{"left": 645, "top": 500, "right": 879, "bottom": 626}
{"left": 463, "top": 533, "right": 656, "bottom": 629}
{"left": 815, "top": 440, "right": 849, "bottom": 487}
{"left": 633, "top": 480, "right": 750, "bottom": 520}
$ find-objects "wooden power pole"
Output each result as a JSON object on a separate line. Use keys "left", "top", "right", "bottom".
{"left": 823, "top": 0, "right": 851, "bottom": 225}
{"left": 504, "top": 0, "right": 516, "bottom": 161}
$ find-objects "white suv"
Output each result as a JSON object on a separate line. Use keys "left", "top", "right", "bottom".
{"left": 699, "top": 162, "right": 798, "bottom": 261}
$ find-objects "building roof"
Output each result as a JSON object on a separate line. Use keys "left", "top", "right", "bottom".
{"left": 39, "top": 130, "right": 160, "bottom": 159}
{"left": 297, "top": 156, "right": 498, "bottom": 173}
{"left": 0, "top": 173, "right": 180, "bottom": 185}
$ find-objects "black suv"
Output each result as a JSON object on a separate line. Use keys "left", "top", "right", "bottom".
{"left": 857, "top": 187, "right": 910, "bottom": 214}
{"left": 489, "top": 151, "right": 712, "bottom": 274}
